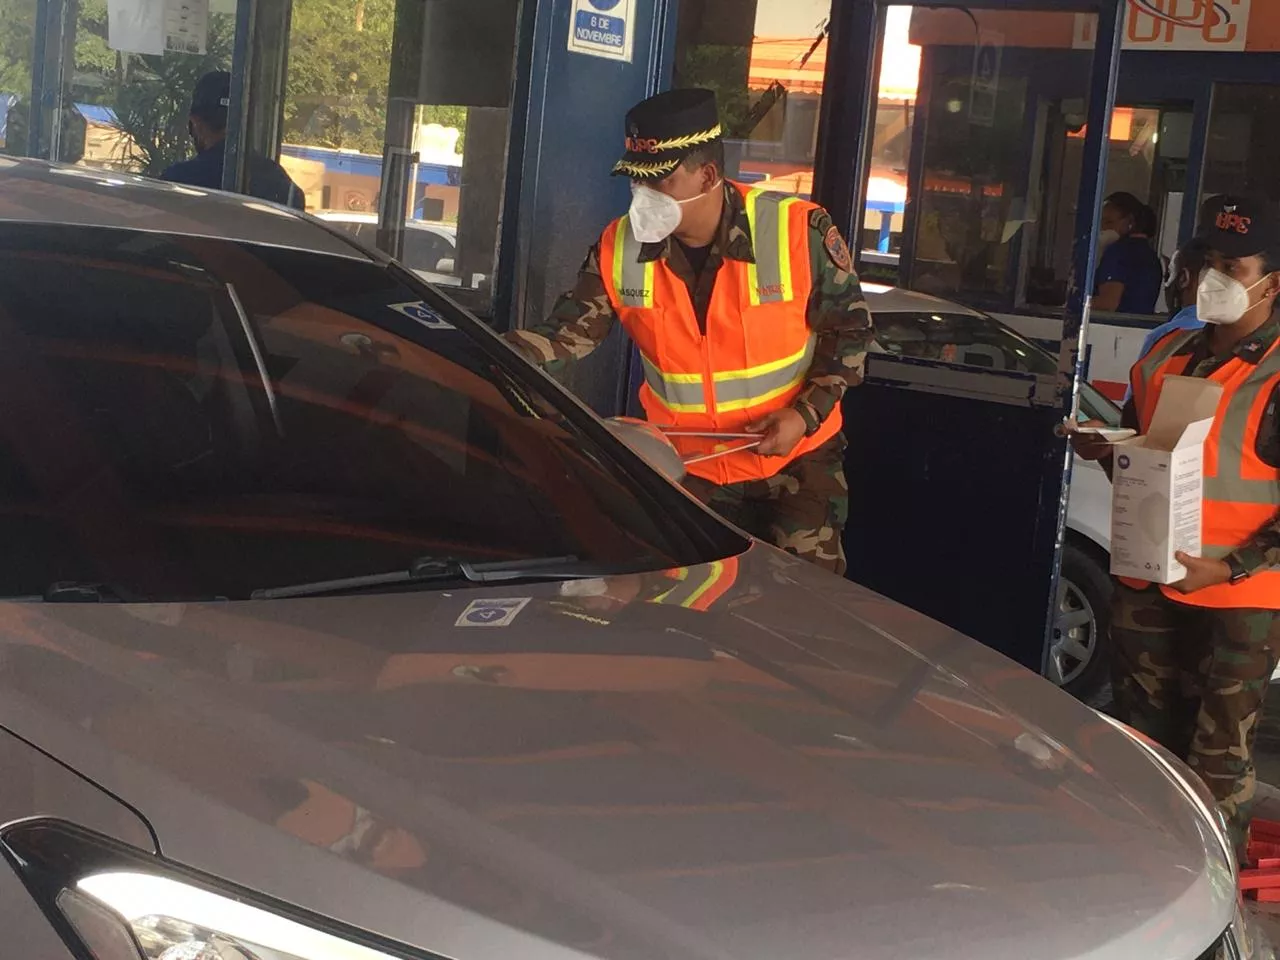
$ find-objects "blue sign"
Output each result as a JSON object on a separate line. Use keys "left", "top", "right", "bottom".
{"left": 388, "top": 300, "right": 454, "bottom": 330}
{"left": 574, "top": 10, "right": 625, "bottom": 48}
{"left": 567, "top": 0, "right": 634, "bottom": 62}
{"left": 455, "top": 597, "right": 531, "bottom": 628}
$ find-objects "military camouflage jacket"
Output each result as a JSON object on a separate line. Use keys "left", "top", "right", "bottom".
{"left": 505, "top": 183, "right": 874, "bottom": 435}
{"left": 1122, "top": 315, "right": 1280, "bottom": 575}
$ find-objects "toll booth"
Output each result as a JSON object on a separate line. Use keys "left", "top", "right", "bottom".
{"left": 5, "top": 0, "right": 1136, "bottom": 689}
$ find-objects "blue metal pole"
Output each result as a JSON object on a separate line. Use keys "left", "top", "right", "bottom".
{"left": 1038, "top": 0, "right": 1125, "bottom": 678}
{"left": 223, "top": 0, "right": 256, "bottom": 195}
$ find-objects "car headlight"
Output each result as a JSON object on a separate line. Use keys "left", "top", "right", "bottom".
{"left": 1097, "top": 712, "right": 1236, "bottom": 872}
{"left": 1, "top": 819, "right": 421, "bottom": 960}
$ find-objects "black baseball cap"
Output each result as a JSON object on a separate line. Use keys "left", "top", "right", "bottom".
{"left": 612, "top": 88, "right": 721, "bottom": 180}
{"left": 190, "top": 70, "right": 231, "bottom": 122}
{"left": 1199, "top": 194, "right": 1280, "bottom": 259}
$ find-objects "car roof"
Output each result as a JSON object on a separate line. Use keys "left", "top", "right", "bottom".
{"left": 0, "top": 158, "right": 367, "bottom": 260}
{"left": 862, "top": 282, "right": 985, "bottom": 317}
{"left": 317, "top": 210, "right": 456, "bottom": 238}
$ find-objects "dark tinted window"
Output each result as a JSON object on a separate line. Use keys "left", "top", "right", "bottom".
{"left": 875, "top": 310, "right": 1054, "bottom": 376}
{"left": 874, "top": 309, "right": 1119, "bottom": 426}
{"left": 0, "top": 225, "right": 739, "bottom": 601}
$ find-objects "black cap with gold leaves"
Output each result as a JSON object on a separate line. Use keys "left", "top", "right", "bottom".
{"left": 611, "top": 88, "right": 722, "bottom": 180}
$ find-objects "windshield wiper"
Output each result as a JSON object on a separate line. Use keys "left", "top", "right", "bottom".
{"left": 252, "top": 554, "right": 592, "bottom": 601}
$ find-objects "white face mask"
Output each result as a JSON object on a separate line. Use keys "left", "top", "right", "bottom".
{"left": 628, "top": 181, "right": 721, "bottom": 244}
{"left": 1098, "top": 229, "right": 1121, "bottom": 250}
{"left": 1197, "top": 267, "right": 1274, "bottom": 325}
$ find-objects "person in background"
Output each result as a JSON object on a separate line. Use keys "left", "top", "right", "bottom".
{"left": 162, "top": 71, "right": 304, "bottom": 211}
{"left": 1072, "top": 195, "right": 1280, "bottom": 861}
{"left": 1093, "top": 191, "right": 1164, "bottom": 314}
{"left": 1122, "top": 236, "right": 1208, "bottom": 403}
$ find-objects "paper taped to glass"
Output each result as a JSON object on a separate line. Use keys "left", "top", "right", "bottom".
{"left": 108, "top": 0, "right": 208, "bottom": 56}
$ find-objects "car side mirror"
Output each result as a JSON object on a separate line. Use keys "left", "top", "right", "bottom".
{"left": 604, "top": 417, "right": 687, "bottom": 484}
{"left": 435, "top": 258, "right": 455, "bottom": 274}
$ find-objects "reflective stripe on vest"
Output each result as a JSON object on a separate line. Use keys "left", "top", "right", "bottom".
{"left": 613, "top": 216, "right": 656, "bottom": 309}
{"left": 712, "top": 334, "right": 817, "bottom": 411}
{"left": 745, "top": 190, "right": 801, "bottom": 306}
{"left": 1131, "top": 327, "right": 1199, "bottom": 417}
{"left": 639, "top": 351, "right": 706, "bottom": 413}
{"left": 1203, "top": 345, "right": 1280, "bottom": 516}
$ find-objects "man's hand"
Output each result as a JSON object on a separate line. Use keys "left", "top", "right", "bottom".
{"left": 1170, "top": 552, "right": 1232, "bottom": 594}
{"left": 1067, "top": 419, "right": 1117, "bottom": 463}
{"left": 747, "top": 409, "right": 808, "bottom": 458}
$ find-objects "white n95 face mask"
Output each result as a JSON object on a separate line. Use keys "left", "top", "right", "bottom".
{"left": 628, "top": 181, "right": 722, "bottom": 244}
{"left": 1197, "top": 267, "right": 1273, "bottom": 325}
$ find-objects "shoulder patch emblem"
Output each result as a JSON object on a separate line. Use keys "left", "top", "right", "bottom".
{"left": 824, "top": 225, "right": 853, "bottom": 274}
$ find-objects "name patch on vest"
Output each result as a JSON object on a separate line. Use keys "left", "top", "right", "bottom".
{"left": 757, "top": 282, "right": 785, "bottom": 299}
{"left": 620, "top": 286, "right": 651, "bottom": 300}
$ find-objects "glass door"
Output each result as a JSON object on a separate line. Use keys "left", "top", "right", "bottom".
{"left": 833, "top": 1, "right": 1123, "bottom": 689}
{"left": 864, "top": 7, "right": 1105, "bottom": 315}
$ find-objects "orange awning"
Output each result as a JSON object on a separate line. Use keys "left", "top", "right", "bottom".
{"left": 747, "top": 33, "right": 920, "bottom": 101}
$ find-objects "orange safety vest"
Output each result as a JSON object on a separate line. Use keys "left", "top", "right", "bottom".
{"left": 598, "top": 182, "right": 844, "bottom": 485}
{"left": 1124, "top": 326, "right": 1280, "bottom": 609}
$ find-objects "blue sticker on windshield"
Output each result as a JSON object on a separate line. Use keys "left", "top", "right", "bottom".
{"left": 390, "top": 301, "right": 454, "bottom": 330}
{"left": 456, "top": 597, "right": 531, "bottom": 627}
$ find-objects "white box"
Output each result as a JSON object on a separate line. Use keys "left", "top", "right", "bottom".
{"left": 1109, "top": 376, "right": 1222, "bottom": 585}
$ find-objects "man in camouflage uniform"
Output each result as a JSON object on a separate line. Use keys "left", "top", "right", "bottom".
{"left": 1074, "top": 196, "right": 1280, "bottom": 859}
{"left": 506, "top": 89, "right": 873, "bottom": 574}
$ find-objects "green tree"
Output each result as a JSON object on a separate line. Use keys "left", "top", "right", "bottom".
{"left": 0, "top": 0, "right": 35, "bottom": 98}
{"left": 282, "top": 0, "right": 468, "bottom": 154}
{"left": 283, "top": 0, "right": 396, "bottom": 153}
{"left": 0, "top": 0, "right": 466, "bottom": 166}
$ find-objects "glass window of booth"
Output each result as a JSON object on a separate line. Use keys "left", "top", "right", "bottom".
{"left": 0, "top": 0, "right": 235, "bottom": 173}
{"left": 1202, "top": 83, "right": 1280, "bottom": 210}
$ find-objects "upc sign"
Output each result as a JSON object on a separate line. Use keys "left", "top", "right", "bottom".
{"left": 1074, "top": 0, "right": 1251, "bottom": 52}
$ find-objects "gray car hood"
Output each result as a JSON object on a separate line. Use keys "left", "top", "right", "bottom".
{"left": 0, "top": 545, "right": 1235, "bottom": 960}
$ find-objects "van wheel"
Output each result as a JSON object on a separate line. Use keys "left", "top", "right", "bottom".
{"left": 1050, "top": 542, "right": 1114, "bottom": 703}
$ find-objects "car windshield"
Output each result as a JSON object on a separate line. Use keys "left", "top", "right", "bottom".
{"left": 873, "top": 309, "right": 1121, "bottom": 426}
{"left": 0, "top": 224, "right": 744, "bottom": 602}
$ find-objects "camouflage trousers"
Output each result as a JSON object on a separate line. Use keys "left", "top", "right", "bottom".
{"left": 683, "top": 436, "right": 848, "bottom": 575}
{"left": 1111, "top": 582, "right": 1280, "bottom": 860}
